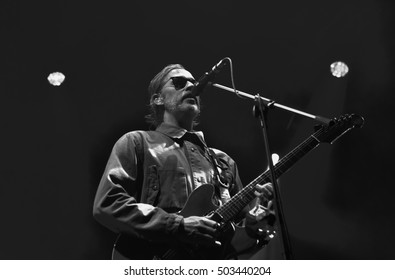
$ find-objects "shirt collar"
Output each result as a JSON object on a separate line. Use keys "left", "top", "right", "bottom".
{"left": 156, "top": 122, "right": 206, "bottom": 146}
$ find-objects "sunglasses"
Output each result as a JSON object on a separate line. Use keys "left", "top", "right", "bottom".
{"left": 168, "top": 76, "right": 196, "bottom": 90}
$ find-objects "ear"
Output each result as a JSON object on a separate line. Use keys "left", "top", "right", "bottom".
{"left": 151, "top": 93, "right": 164, "bottom": 106}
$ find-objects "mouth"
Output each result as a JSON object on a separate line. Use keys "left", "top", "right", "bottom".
{"left": 181, "top": 93, "right": 198, "bottom": 103}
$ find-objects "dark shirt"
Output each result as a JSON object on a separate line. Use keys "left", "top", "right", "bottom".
{"left": 93, "top": 123, "right": 243, "bottom": 243}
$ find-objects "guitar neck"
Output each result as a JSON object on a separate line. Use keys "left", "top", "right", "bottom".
{"left": 216, "top": 132, "right": 321, "bottom": 222}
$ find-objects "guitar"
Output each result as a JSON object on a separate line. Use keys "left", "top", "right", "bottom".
{"left": 112, "top": 114, "right": 364, "bottom": 259}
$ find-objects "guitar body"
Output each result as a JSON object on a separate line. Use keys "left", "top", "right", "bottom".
{"left": 112, "top": 184, "right": 258, "bottom": 260}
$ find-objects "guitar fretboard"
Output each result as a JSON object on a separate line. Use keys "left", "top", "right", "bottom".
{"left": 216, "top": 131, "right": 322, "bottom": 222}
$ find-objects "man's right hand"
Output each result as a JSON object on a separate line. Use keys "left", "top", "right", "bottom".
{"left": 177, "top": 216, "right": 221, "bottom": 247}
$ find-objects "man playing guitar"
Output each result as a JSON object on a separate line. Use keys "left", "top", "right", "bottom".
{"left": 93, "top": 64, "right": 275, "bottom": 260}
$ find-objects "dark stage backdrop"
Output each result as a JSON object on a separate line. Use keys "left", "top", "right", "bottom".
{"left": 1, "top": 0, "right": 394, "bottom": 259}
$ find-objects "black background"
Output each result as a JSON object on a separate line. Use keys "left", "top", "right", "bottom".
{"left": 1, "top": 0, "right": 394, "bottom": 259}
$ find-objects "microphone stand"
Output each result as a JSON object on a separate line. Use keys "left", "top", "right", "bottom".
{"left": 210, "top": 83, "right": 331, "bottom": 260}
{"left": 211, "top": 83, "right": 331, "bottom": 125}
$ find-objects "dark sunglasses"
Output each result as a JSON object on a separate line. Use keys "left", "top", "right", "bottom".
{"left": 169, "top": 76, "right": 196, "bottom": 90}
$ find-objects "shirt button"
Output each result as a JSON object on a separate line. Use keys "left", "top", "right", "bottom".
{"left": 190, "top": 147, "right": 195, "bottom": 152}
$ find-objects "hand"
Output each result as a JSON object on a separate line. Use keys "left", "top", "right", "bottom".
{"left": 249, "top": 200, "right": 274, "bottom": 221}
{"left": 177, "top": 216, "right": 221, "bottom": 247}
{"left": 246, "top": 183, "right": 276, "bottom": 240}
{"left": 246, "top": 202, "right": 276, "bottom": 241}
{"left": 254, "top": 182, "right": 274, "bottom": 200}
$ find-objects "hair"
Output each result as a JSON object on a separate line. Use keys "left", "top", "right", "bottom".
{"left": 146, "top": 64, "right": 195, "bottom": 128}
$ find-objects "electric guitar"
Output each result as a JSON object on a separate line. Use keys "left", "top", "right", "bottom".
{"left": 112, "top": 114, "right": 364, "bottom": 259}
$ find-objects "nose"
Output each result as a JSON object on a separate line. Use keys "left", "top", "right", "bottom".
{"left": 185, "top": 80, "right": 195, "bottom": 91}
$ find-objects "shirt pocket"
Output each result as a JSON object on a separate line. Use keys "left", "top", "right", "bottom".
{"left": 157, "top": 166, "right": 188, "bottom": 211}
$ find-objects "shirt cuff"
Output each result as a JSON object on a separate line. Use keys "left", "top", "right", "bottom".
{"left": 166, "top": 213, "right": 184, "bottom": 235}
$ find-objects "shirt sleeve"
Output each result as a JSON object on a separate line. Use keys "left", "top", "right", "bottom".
{"left": 92, "top": 132, "right": 183, "bottom": 242}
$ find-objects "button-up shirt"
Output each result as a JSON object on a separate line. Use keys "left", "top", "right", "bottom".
{"left": 93, "top": 123, "right": 243, "bottom": 243}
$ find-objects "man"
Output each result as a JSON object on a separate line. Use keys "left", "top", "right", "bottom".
{"left": 93, "top": 64, "right": 275, "bottom": 259}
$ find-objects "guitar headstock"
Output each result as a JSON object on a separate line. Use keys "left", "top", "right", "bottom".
{"left": 314, "top": 114, "right": 364, "bottom": 144}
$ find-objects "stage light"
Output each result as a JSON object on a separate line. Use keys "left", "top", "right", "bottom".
{"left": 330, "top": 61, "right": 349, "bottom": 78}
{"left": 47, "top": 72, "right": 65, "bottom": 86}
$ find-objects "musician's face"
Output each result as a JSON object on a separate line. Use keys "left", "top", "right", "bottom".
{"left": 160, "top": 69, "right": 200, "bottom": 120}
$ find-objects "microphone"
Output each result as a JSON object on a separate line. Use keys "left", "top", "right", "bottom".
{"left": 191, "top": 58, "right": 228, "bottom": 96}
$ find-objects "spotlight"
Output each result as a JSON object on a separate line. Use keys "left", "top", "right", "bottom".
{"left": 47, "top": 72, "right": 65, "bottom": 86}
{"left": 330, "top": 61, "right": 349, "bottom": 78}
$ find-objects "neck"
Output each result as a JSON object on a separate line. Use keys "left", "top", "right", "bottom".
{"left": 163, "top": 112, "right": 194, "bottom": 131}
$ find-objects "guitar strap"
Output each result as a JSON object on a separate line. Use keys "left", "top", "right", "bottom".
{"left": 181, "top": 131, "right": 231, "bottom": 191}
{"left": 206, "top": 148, "right": 232, "bottom": 204}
